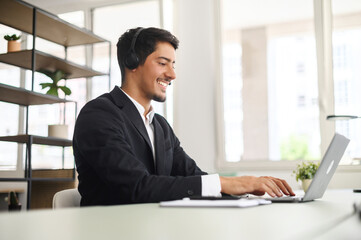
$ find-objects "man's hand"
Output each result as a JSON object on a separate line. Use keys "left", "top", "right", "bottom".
{"left": 219, "top": 176, "right": 295, "bottom": 197}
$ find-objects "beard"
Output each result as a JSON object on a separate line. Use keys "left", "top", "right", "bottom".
{"left": 153, "top": 94, "right": 166, "bottom": 102}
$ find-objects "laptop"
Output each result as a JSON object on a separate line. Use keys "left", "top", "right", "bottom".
{"left": 267, "top": 133, "right": 350, "bottom": 203}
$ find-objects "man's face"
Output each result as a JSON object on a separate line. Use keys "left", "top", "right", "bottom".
{"left": 136, "top": 41, "right": 176, "bottom": 102}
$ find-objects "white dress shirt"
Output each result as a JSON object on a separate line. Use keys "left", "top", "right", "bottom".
{"left": 120, "top": 87, "right": 221, "bottom": 197}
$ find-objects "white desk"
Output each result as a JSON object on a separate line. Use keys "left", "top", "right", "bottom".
{"left": 0, "top": 189, "right": 360, "bottom": 240}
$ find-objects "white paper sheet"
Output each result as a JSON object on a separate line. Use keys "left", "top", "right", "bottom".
{"left": 160, "top": 198, "right": 271, "bottom": 208}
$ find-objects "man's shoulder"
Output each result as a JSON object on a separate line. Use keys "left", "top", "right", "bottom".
{"left": 153, "top": 114, "right": 176, "bottom": 135}
{"left": 83, "top": 92, "right": 119, "bottom": 112}
{"left": 154, "top": 113, "right": 169, "bottom": 125}
{"left": 78, "top": 92, "right": 122, "bottom": 121}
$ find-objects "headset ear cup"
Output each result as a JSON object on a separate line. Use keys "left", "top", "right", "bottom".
{"left": 124, "top": 51, "right": 139, "bottom": 69}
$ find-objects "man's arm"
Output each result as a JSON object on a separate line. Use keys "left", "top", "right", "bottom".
{"left": 220, "top": 176, "right": 295, "bottom": 197}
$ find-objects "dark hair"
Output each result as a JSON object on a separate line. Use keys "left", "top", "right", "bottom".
{"left": 117, "top": 27, "right": 179, "bottom": 81}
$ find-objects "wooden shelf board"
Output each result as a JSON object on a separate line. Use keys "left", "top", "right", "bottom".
{"left": 0, "top": 83, "right": 73, "bottom": 106}
{"left": 0, "top": 134, "right": 72, "bottom": 147}
{"left": 0, "top": 50, "right": 105, "bottom": 79}
{"left": 0, "top": 0, "right": 107, "bottom": 47}
{"left": 0, "top": 178, "right": 28, "bottom": 182}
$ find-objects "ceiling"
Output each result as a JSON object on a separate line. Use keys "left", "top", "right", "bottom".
{"left": 222, "top": 0, "right": 361, "bottom": 29}
{"left": 24, "top": 0, "right": 361, "bottom": 29}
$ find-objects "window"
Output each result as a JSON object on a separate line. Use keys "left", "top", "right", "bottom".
{"left": 221, "top": 0, "right": 317, "bottom": 163}
{"left": 219, "top": 0, "right": 361, "bottom": 166}
{"left": 332, "top": 0, "right": 361, "bottom": 163}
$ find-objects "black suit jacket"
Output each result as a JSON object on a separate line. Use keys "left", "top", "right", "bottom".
{"left": 73, "top": 86, "right": 207, "bottom": 206}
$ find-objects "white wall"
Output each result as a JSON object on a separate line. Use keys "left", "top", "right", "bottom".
{"left": 172, "top": 0, "right": 218, "bottom": 172}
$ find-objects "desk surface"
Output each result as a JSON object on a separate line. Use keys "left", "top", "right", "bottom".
{"left": 0, "top": 189, "right": 360, "bottom": 240}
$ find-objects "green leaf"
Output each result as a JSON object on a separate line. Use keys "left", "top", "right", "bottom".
{"left": 294, "top": 161, "right": 320, "bottom": 181}
{"left": 38, "top": 69, "right": 70, "bottom": 96}
{"left": 4, "top": 34, "right": 20, "bottom": 41}
{"left": 46, "top": 87, "right": 59, "bottom": 97}
{"left": 59, "top": 86, "right": 71, "bottom": 96}
{"left": 39, "top": 83, "right": 53, "bottom": 89}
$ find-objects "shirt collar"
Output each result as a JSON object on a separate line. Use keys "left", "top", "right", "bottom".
{"left": 120, "top": 87, "right": 155, "bottom": 123}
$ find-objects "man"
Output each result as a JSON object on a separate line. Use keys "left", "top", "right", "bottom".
{"left": 73, "top": 27, "right": 294, "bottom": 206}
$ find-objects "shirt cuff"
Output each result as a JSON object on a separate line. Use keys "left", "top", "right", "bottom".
{"left": 201, "top": 174, "right": 222, "bottom": 197}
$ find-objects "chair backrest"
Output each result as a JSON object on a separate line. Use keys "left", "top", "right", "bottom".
{"left": 52, "top": 188, "right": 81, "bottom": 209}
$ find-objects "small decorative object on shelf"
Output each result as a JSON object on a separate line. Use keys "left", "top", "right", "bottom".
{"left": 39, "top": 69, "right": 71, "bottom": 139}
{"left": 4, "top": 34, "right": 21, "bottom": 52}
{"left": 39, "top": 69, "right": 71, "bottom": 97}
{"left": 293, "top": 161, "right": 319, "bottom": 192}
{"left": 48, "top": 124, "right": 68, "bottom": 139}
{"left": 8, "top": 191, "right": 21, "bottom": 211}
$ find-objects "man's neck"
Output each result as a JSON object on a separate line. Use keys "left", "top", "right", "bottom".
{"left": 120, "top": 86, "right": 152, "bottom": 116}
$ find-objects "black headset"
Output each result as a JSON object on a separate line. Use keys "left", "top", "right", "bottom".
{"left": 124, "top": 28, "right": 144, "bottom": 69}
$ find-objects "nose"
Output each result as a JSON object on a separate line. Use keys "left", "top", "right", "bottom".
{"left": 165, "top": 65, "right": 176, "bottom": 81}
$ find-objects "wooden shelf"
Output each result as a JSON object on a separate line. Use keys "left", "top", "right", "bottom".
{"left": 0, "top": 0, "right": 107, "bottom": 47}
{"left": 0, "top": 50, "right": 105, "bottom": 79}
{"left": 0, "top": 83, "right": 74, "bottom": 106}
{"left": 0, "top": 134, "right": 72, "bottom": 147}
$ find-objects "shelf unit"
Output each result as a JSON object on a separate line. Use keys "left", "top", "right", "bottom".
{"left": 0, "top": 50, "right": 105, "bottom": 79}
{"left": 0, "top": 0, "right": 111, "bottom": 209}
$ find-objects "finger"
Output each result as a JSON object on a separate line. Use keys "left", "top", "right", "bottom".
{"left": 280, "top": 179, "right": 295, "bottom": 196}
{"left": 265, "top": 177, "right": 295, "bottom": 196}
{"left": 259, "top": 177, "right": 280, "bottom": 197}
{"left": 272, "top": 178, "right": 290, "bottom": 195}
{"left": 264, "top": 179, "right": 283, "bottom": 197}
{"left": 261, "top": 183, "right": 277, "bottom": 197}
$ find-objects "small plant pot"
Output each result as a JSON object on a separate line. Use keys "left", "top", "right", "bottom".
{"left": 302, "top": 179, "right": 312, "bottom": 192}
{"left": 8, "top": 204, "right": 22, "bottom": 211}
{"left": 7, "top": 40, "right": 21, "bottom": 52}
{"left": 48, "top": 124, "right": 68, "bottom": 139}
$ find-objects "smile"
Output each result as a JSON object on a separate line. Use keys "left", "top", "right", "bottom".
{"left": 157, "top": 81, "right": 168, "bottom": 87}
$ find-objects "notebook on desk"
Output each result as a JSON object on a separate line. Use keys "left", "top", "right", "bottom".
{"left": 264, "top": 133, "right": 350, "bottom": 203}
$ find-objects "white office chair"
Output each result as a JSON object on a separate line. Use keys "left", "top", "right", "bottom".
{"left": 52, "top": 188, "right": 81, "bottom": 209}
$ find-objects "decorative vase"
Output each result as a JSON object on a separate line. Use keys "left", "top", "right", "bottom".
{"left": 48, "top": 124, "right": 68, "bottom": 139}
{"left": 302, "top": 179, "right": 312, "bottom": 192}
{"left": 7, "top": 40, "right": 21, "bottom": 52}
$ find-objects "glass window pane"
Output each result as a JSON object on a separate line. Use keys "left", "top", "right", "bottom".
{"left": 0, "top": 24, "right": 22, "bottom": 170}
{"left": 221, "top": 0, "right": 320, "bottom": 162}
{"left": 268, "top": 34, "right": 320, "bottom": 161}
{"left": 332, "top": 0, "right": 361, "bottom": 163}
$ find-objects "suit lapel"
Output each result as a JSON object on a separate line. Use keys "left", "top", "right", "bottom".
{"left": 109, "top": 87, "right": 153, "bottom": 152}
{"left": 153, "top": 117, "right": 166, "bottom": 175}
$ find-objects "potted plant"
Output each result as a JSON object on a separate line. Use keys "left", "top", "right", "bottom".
{"left": 4, "top": 34, "right": 21, "bottom": 52}
{"left": 39, "top": 69, "right": 71, "bottom": 139}
{"left": 8, "top": 191, "right": 21, "bottom": 211}
{"left": 293, "top": 161, "right": 319, "bottom": 192}
{"left": 39, "top": 69, "right": 71, "bottom": 97}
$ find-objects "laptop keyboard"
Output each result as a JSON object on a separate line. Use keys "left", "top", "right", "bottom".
{"left": 267, "top": 195, "right": 304, "bottom": 202}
